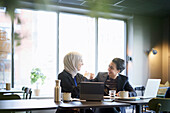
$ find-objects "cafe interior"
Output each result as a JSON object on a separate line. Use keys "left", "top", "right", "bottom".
{"left": 0, "top": 0, "right": 170, "bottom": 113}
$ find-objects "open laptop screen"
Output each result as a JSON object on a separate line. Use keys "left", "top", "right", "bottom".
{"left": 80, "top": 82, "right": 104, "bottom": 101}
{"left": 143, "top": 79, "right": 161, "bottom": 98}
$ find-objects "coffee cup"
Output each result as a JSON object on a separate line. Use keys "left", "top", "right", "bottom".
{"left": 6, "top": 83, "right": 11, "bottom": 90}
{"left": 119, "top": 91, "right": 129, "bottom": 98}
{"left": 109, "top": 90, "right": 116, "bottom": 97}
{"left": 62, "top": 92, "right": 71, "bottom": 101}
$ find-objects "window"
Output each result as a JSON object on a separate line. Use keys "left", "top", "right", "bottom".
{"left": 0, "top": 8, "right": 12, "bottom": 89}
{"left": 59, "top": 13, "right": 96, "bottom": 76}
{"left": 9, "top": 8, "right": 126, "bottom": 97}
{"left": 98, "top": 18, "right": 125, "bottom": 74}
{"left": 14, "top": 9, "right": 57, "bottom": 96}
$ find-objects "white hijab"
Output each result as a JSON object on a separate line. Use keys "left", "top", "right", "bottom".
{"left": 64, "top": 52, "right": 82, "bottom": 78}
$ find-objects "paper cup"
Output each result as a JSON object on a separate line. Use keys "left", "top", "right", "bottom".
{"left": 119, "top": 91, "right": 129, "bottom": 98}
{"left": 62, "top": 92, "right": 71, "bottom": 101}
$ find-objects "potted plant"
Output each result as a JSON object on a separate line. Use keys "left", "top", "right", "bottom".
{"left": 30, "top": 68, "right": 46, "bottom": 96}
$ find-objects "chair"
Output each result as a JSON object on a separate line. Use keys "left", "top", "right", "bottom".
{"left": 132, "top": 86, "right": 145, "bottom": 113}
{"left": 148, "top": 98, "right": 170, "bottom": 113}
{"left": 22, "top": 87, "right": 32, "bottom": 113}
{"left": 22, "top": 87, "right": 32, "bottom": 99}
{"left": 0, "top": 94, "right": 21, "bottom": 100}
{"left": 135, "top": 86, "right": 145, "bottom": 96}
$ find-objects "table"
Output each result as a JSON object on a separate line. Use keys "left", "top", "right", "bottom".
{"left": 0, "top": 99, "right": 130, "bottom": 112}
{"left": 59, "top": 100, "right": 130, "bottom": 109}
{"left": 0, "top": 89, "right": 24, "bottom": 95}
{"left": 115, "top": 99, "right": 150, "bottom": 113}
{"left": 0, "top": 99, "right": 58, "bottom": 111}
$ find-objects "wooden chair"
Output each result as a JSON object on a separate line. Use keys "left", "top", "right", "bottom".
{"left": 148, "top": 98, "right": 170, "bottom": 113}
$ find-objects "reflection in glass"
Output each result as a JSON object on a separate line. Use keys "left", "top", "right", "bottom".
{"left": 14, "top": 9, "right": 57, "bottom": 96}
{"left": 0, "top": 9, "right": 12, "bottom": 89}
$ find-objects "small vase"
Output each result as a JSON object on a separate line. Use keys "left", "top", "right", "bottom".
{"left": 34, "top": 89, "right": 40, "bottom": 96}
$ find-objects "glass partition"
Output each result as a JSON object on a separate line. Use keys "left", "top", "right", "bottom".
{"left": 0, "top": 8, "right": 12, "bottom": 89}
{"left": 14, "top": 9, "right": 57, "bottom": 96}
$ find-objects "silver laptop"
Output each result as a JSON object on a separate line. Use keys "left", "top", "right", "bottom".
{"left": 80, "top": 82, "right": 104, "bottom": 101}
{"left": 139, "top": 79, "right": 161, "bottom": 99}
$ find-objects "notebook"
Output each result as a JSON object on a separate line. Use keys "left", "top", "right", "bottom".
{"left": 80, "top": 82, "right": 104, "bottom": 101}
{"left": 115, "top": 97, "right": 140, "bottom": 101}
{"left": 138, "top": 79, "right": 161, "bottom": 99}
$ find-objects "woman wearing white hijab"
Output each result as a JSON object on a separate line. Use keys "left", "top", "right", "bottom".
{"left": 58, "top": 52, "right": 89, "bottom": 98}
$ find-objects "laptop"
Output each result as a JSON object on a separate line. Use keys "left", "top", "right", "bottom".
{"left": 139, "top": 79, "right": 161, "bottom": 99}
{"left": 80, "top": 82, "right": 104, "bottom": 101}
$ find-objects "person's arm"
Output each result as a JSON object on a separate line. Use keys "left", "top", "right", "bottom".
{"left": 58, "top": 75, "right": 73, "bottom": 92}
{"left": 89, "top": 73, "right": 100, "bottom": 82}
{"left": 165, "top": 87, "right": 170, "bottom": 98}
{"left": 124, "top": 81, "right": 137, "bottom": 97}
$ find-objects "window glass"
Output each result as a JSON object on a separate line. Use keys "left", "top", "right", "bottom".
{"left": 0, "top": 8, "right": 12, "bottom": 89}
{"left": 98, "top": 18, "right": 125, "bottom": 74}
{"left": 14, "top": 9, "right": 57, "bottom": 96}
{"left": 59, "top": 13, "right": 95, "bottom": 77}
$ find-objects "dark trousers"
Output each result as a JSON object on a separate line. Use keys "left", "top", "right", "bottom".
{"left": 94, "top": 108, "right": 119, "bottom": 113}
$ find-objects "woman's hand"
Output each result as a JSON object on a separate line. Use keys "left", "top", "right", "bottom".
{"left": 116, "top": 92, "right": 120, "bottom": 97}
{"left": 84, "top": 71, "right": 94, "bottom": 79}
{"left": 89, "top": 73, "right": 94, "bottom": 79}
{"left": 84, "top": 71, "right": 89, "bottom": 78}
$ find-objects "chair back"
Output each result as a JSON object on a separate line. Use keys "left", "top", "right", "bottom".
{"left": 0, "top": 94, "right": 21, "bottom": 100}
{"left": 148, "top": 98, "right": 170, "bottom": 113}
{"left": 134, "top": 86, "right": 145, "bottom": 96}
{"left": 22, "top": 87, "right": 32, "bottom": 99}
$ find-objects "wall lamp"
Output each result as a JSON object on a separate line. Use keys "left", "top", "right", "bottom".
{"left": 147, "top": 48, "right": 157, "bottom": 55}
{"left": 127, "top": 56, "right": 132, "bottom": 62}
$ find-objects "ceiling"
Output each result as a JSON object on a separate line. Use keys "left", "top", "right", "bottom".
{"left": 49, "top": 0, "right": 170, "bottom": 17}
{"left": 22, "top": 0, "right": 170, "bottom": 17}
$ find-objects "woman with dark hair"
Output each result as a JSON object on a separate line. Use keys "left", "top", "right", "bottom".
{"left": 92, "top": 58, "right": 136, "bottom": 113}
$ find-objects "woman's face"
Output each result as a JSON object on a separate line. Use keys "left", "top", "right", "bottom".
{"left": 108, "top": 62, "right": 120, "bottom": 78}
{"left": 77, "top": 59, "right": 83, "bottom": 71}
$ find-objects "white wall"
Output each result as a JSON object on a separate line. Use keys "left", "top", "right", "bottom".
{"left": 127, "top": 15, "right": 163, "bottom": 86}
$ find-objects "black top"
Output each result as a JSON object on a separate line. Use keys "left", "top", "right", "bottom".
{"left": 165, "top": 87, "right": 170, "bottom": 98}
{"left": 91, "top": 72, "right": 137, "bottom": 97}
{"left": 58, "top": 70, "right": 88, "bottom": 98}
{"left": 105, "top": 77, "right": 117, "bottom": 90}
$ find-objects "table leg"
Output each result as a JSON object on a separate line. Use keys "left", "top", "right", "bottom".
{"left": 80, "top": 109, "right": 85, "bottom": 113}
{"left": 136, "top": 105, "right": 141, "bottom": 113}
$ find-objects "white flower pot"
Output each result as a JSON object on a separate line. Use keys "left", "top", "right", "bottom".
{"left": 34, "top": 89, "right": 40, "bottom": 96}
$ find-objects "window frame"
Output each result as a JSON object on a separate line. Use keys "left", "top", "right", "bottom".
{"left": 10, "top": 6, "right": 127, "bottom": 88}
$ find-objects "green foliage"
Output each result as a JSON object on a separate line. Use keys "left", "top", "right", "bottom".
{"left": 14, "top": 32, "right": 23, "bottom": 46}
{"left": 0, "top": 0, "right": 19, "bottom": 20}
{"left": 86, "top": 0, "right": 113, "bottom": 18}
{"left": 30, "top": 68, "right": 46, "bottom": 85}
